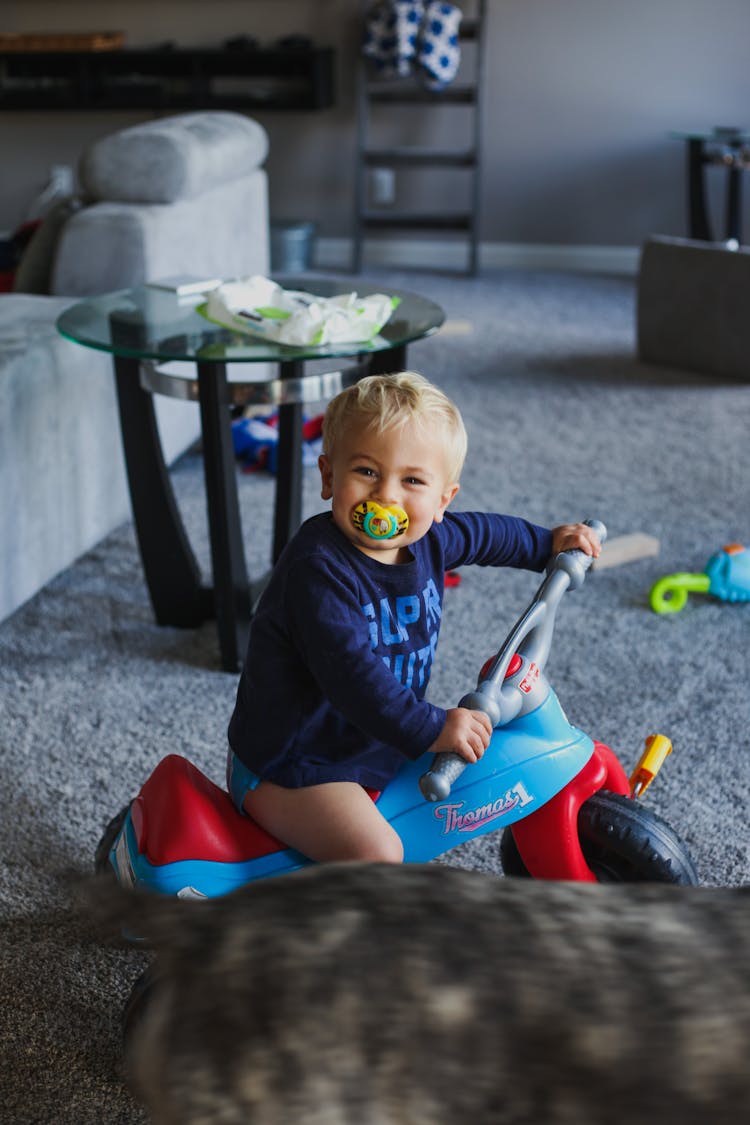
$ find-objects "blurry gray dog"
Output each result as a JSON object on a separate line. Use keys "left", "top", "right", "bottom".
{"left": 92, "top": 862, "right": 750, "bottom": 1125}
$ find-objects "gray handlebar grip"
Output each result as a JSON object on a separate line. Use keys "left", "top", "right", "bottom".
{"left": 419, "top": 752, "right": 467, "bottom": 802}
{"left": 585, "top": 518, "right": 607, "bottom": 544}
{"left": 549, "top": 519, "right": 607, "bottom": 589}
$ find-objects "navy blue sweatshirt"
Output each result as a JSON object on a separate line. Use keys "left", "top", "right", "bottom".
{"left": 228, "top": 510, "right": 552, "bottom": 789}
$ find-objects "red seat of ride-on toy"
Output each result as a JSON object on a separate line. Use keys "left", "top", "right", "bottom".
{"left": 131, "top": 755, "right": 286, "bottom": 866}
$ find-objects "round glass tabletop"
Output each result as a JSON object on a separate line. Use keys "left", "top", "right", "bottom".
{"left": 56, "top": 275, "right": 445, "bottom": 365}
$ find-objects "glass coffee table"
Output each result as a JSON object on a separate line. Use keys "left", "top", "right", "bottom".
{"left": 57, "top": 276, "right": 444, "bottom": 672}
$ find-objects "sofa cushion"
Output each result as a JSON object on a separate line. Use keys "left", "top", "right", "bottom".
{"left": 79, "top": 111, "right": 269, "bottom": 204}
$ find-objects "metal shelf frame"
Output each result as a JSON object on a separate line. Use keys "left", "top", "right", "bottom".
{"left": 353, "top": 0, "right": 486, "bottom": 274}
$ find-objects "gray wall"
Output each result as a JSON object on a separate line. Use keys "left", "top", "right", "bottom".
{"left": 2, "top": 0, "right": 749, "bottom": 255}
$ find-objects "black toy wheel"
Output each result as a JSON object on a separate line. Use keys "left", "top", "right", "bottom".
{"left": 94, "top": 805, "right": 130, "bottom": 877}
{"left": 500, "top": 790, "right": 699, "bottom": 884}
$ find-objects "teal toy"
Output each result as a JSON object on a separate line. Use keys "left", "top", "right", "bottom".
{"left": 650, "top": 543, "right": 750, "bottom": 614}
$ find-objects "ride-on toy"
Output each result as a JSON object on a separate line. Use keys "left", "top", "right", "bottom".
{"left": 96, "top": 520, "right": 698, "bottom": 893}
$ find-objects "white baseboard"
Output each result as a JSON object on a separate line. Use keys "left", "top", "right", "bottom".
{"left": 313, "top": 237, "right": 640, "bottom": 277}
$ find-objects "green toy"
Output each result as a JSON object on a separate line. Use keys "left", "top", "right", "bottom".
{"left": 650, "top": 543, "right": 750, "bottom": 614}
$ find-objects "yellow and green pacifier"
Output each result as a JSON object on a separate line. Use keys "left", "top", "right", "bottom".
{"left": 351, "top": 501, "right": 409, "bottom": 540}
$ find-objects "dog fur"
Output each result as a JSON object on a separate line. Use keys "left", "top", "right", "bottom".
{"left": 88, "top": 862, "right": 750, "bottom": 1124}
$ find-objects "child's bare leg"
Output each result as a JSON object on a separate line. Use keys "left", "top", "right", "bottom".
{"left": 243, "top": 780, "right": 404, "bottom": 863}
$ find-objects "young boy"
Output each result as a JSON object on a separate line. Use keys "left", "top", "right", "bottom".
{"left": 227, "top": 371, "right": 600, "bottom": 864}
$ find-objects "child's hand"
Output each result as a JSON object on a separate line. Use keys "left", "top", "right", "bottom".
{"left": 550, "top": 522, "right": 602, "bottom": 559}
{"left": 430, "top": 707, "right": 493, "bottom": 763}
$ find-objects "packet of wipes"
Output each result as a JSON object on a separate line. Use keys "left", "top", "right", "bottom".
{"left": 201, "top": 275, "right": 399, "bottom": 346}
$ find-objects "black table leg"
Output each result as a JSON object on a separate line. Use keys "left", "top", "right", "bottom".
{"left": 726, "top": 162, "right": 743, "bottom": 243}
{"left": 197, "top": 361, "right": 252, "bottom": 672}
{"left": 368, "top": 343, "right": 407, "bottom": 376}
{"left": 687, "top": 138, "right": 713, "bottom": 241}
{"left": 273, "top": 361, "right": 305, "bottom": 564}
{"left": 114, "top": 354, "right": 208, "bottom": 627}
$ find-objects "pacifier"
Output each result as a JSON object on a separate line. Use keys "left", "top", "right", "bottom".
{"left": 351, "top": 501, "right": 409, "bottom": 540}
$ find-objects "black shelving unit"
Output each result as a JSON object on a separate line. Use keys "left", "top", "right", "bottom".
{"left": 353, "top": 0, "right": 486, "bottom": 274}
{"left": 0, "top": 46, "right": 335, "bottom": 112}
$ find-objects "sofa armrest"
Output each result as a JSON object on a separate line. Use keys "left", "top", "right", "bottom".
{"left": 49, "top": 110, "right": 270, "bottom": 297}
{"left": 50, "top": 172, "right": 269, "bottom": 297}
{"left": 0, "top": 294, "right": 200, "bottom": 623}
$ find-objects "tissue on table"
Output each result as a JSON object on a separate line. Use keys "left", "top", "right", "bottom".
{"left": 203, "top": 275, "right": 398, "bottom": 346}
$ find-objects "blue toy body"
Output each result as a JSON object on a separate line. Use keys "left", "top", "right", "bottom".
{"left": 705, "top": 544, "right": 750, "bottom": 603}
{"left": 376, "top": 691, "right": 592, "bottom": 861}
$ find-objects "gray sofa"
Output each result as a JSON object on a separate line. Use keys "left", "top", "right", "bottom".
{"left": 0, "top": 111, "right": 270, "bottom": 624}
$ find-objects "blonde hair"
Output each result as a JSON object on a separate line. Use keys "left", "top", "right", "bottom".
{"left": 322, "top": 371, "right": 468, "bottom": 482}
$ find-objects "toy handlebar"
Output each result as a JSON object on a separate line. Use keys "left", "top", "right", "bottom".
{"left": 551, "top": 520, "right": 607, "bottom": 590}
{"left": 419, "top": 519, "right": 607, "bottom": 803}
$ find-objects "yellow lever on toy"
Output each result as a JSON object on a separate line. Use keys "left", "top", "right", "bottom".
{"left": 629, "top": 734, "right": 673, "bottom": 798}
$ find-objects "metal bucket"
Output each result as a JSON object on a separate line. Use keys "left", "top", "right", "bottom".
{"left": 270, "top": 221, "right": 316, "bottom": 272}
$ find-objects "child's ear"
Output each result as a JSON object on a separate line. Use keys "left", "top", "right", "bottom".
{"left": 433, "top": 482, "right": 460, "bottom": 523}
{"left": 318, "top": 454, "right": 333, "bottom": 500}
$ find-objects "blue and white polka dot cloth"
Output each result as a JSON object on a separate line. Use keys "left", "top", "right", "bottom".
{"left": 363, "top": 0, "right": 462, "bottom": 90}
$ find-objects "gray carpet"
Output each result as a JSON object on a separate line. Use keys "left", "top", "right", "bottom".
{"left": 1, "top": 268, "right": 749, "bottom": 1123}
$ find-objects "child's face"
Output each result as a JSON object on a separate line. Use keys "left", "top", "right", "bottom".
{"left": 318, "top": 417, "right": 460, "bottom": 562}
